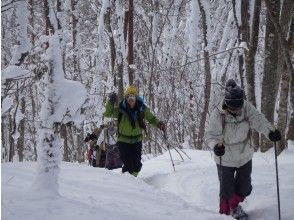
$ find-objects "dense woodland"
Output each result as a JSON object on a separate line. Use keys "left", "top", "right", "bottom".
{"left": 1, "top": 0, "right": 294, "bottom": 164}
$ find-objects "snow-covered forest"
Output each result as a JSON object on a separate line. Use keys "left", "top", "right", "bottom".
{"left": 2, "top": 0, "right": 294, "bottom": 162}
{"left": 2, "top": 0, "right": 294, "bottom": 219}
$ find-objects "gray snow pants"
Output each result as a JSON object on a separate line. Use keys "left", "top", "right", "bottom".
{"left": 217, "top": 160, "right": 252, "bottom": 200}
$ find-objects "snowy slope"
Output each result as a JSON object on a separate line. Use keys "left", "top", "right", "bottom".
{"left": 2, "top": 162, "right": 219, "bottom": 220}
{"left": 2, "top": 147, "right": 294, "bottom": 220}
{"left": 140, "top": 147, "right": 294, "bottom": 220}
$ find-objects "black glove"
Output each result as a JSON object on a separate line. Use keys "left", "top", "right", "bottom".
{"left": 84, "top": 133, "right": 97, "bottom": 142}
{"left": 109, "top": 92, "right": 117, "bottom": 104}
{"left": 158, "top": 121, "right": 166, "bottom": 131}
{"left": 214, "top": 144, "right": 225, "bottom": 156}
{"left": 269, "top": 129, "right": 281, "bottom": 142}
{"left": 94, "top": 145, "right": 99, "bottom": 151}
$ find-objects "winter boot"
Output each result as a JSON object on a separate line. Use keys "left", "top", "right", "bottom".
{"left": 230, "top": 205, "right": 248, "bottom": 220}
{"left": 131, "top": 172, "right": 139, "bottom": 177}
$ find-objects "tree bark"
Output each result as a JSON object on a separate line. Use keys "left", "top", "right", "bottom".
{"left": 245, "top": 0, "right": 261, "bottom": 107}
{"left": 127, "top": 0, "right": 134, "bottom": 85}
{"left": 8, "top": 113, "right": 14, "bottom": 162}
{"left": 232, "top": 0, "right": 246, "bottom": 88}
{"left": 260, "top": 0, "right": 280, "bottom": 152}
{"left": 16, "top": 97, "right": 25, "bottom": 162}
{"left": 288, "top": 80, "right": 294, "bottom": 141}
{"left": 71, "top": 0, "right": 79, "bottom": 79}
{"left": 105, "top": 6, "right": 117, "bottom": 86}
{"left": 276, "top": 0, "right": 294, "bottom": 153}
{"left": 244, "top": 0, "right": 261, "bottom": 150}
{"left": 197, "top": 0, "right": 212, "bottom": 149}
{"left": 60, "top": 123, "right": 69, "bottom": 162}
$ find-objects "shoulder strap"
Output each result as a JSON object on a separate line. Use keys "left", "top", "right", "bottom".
{"left": 220, "top": 112, "right": 226, "bottom": 133}
{"left": 118, "top": 112, "right": 123, "bottom": 125}
{"left": 244, "top": 105, "right": 250, "bottom": 124}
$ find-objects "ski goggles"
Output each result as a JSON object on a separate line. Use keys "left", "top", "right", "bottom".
{"left": 126, "top": 95, "right": 136, "bottom": 102}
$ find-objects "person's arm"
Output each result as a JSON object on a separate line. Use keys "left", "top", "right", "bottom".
{"left": 204, "top": 109, "right": 223, "bottom": 150}
{"left": 103, "top": 101, "right": 119, "bottom": 118}
{"left": 144, "top": 108, "right": 160, "bottom": 127}
{"left": 245, "top": 101, "right": 273, "bottom": 138}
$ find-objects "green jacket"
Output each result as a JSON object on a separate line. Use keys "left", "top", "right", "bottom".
{"left": 103, "top": 100, "right": 160, "bottom": 144}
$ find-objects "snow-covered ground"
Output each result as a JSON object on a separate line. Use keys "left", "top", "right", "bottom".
{"left": 2, "top": 146, "right": 294, "bottom": 220}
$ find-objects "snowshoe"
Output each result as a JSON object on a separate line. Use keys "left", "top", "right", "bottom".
{"left": 231, "top": 205, "right": 248, "bottom": 220}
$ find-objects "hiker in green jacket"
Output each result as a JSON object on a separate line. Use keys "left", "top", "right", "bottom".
{"left": 103, "top": 85, "right": 166, "bottom": 177}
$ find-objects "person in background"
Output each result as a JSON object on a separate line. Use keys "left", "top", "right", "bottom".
{"left": 84, "top": 125, "right": 104, "bottom": 167}
{"left": 204, "top": 79, "right": 281, "bottom": 219}
{"left": 86, "top": 147, "right": 93, "bottom": 166}
{"left": 103, "top": 85, "right": 166, "bottom": 177}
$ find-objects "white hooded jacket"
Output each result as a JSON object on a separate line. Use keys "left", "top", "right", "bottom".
{"left": 204, "top": 100, "right": 273, "bottom": 168}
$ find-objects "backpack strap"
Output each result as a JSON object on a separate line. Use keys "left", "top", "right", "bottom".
{"left": 220, "top": 112, "right": 226, "bottom": 134}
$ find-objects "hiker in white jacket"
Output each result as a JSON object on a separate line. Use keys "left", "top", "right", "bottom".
{"left": 204, "top": 79, "right": 281, "bottom": 219}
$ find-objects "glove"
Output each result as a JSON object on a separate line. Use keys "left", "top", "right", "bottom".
{"left": 269, "top": 129, "right": 281, "bottom": 142}
{"left": 158, "top": 121, "right": 166, "bottom": 131}
{"left": 84, "top": 133, "right": 97, "bottom": 142}
{"left": 214, "top": 144, "right": 225, "bottom": 157}
{"left": 109, "top": 92, "right": 117, "bottom": 104}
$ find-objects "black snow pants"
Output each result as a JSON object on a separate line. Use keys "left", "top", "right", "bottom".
{"left": 118, "top": 141, "right": 142, "bottom": 174}
{"left": 217, "top": 160, "right": 252, "bottom": 200}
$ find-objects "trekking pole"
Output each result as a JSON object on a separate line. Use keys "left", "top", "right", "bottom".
{"left": 163, "top": 131, "right": 176, "bottom": 172}
{"left": 169, "top": 144, "right": 184, "bottom": 162}
{"left": 168, "top": 141, "right": 191, "bottom": 160}
{"left": 219, "top": 140, "right": 224, "bottom": 205}
{"left": 178, "top": 147, "right": 191, "bottom": 160}
{"left": 274, "top": 140, "right": 281, "bottom": 220}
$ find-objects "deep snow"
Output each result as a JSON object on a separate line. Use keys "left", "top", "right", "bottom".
{"left": 2, "top": 147, "right": 294, "bottom": 220}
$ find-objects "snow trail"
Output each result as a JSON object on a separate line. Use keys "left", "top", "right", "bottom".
{"left": 2, "top": 147, "right": 294, "bottom": 220}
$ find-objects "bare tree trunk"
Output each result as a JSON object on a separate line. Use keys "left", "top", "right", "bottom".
{"left": 68, "top": 123, "right": 75, "bottom": 161}
{"left": 197, "top": 0, "right": 212, "bottom": 149}
{"left": 30, "top": 85, "right": 38, "bottom": 161}
{"left": 244, "top": 0, "right": 261, "bottom": 150}
{"left": 245, "top": 0, "right": 261, "bottom": 107}
{"left": 1, "top": 116, "right": 7, "bottom": 161}
{"left": 286, "top": 20, "right": 294, "bottom": 141}
{"left": 76, "top": 125, "right": 84, "bottom": 163}
{"left": 71, "top": 0, "right": 79, "bottom": 80}
{"left": 260, "top": 0, "right": 280, "bottom": 152}
{"left": 105, "top": 7, "right": 117, "bottom": 86}
{"left": 276, "top": 0, "right": 294, "bottom": 153}
{"left": 115, "top": 0, "right": 126, "bottom": 99}
{"left": 29, "top": 0, "right": 35, "bottom": 46}
{"left": 189, "top": 80, "right": 197, "bottom": 149}
{"left": 232, "top": 0, "right": 246, "bottom": 87}
{"left": 9, "top": 112, "right": 14, "bottom": 162}
{"left": 16, "top": 97, "right": 25, "bottom": 161}
{"left": 117, "top": 54, "right": 124, "bottom": 99}
{"left": 60, "top": 124, "right": 69, "bottom": 162}
{"left": 127, "top": 0, "right": 134, "bottom": 85}
{"left": 288, "top": 80, "right": 294, "bottom": 141}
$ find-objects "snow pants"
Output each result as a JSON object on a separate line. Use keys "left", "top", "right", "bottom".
{"left": 118, "top": 141, "right": 142, "bottom": 175}
{"left": 217, "top": 160, "right": 252, "bottom": 214}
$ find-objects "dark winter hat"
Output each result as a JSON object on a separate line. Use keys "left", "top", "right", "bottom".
{"left": 224, "top": 79, "right": 244, "bottom": 109}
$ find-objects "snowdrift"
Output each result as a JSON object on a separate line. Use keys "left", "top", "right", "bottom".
{"left": 2, "top": 147, "right": 294, "bottom": 220}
